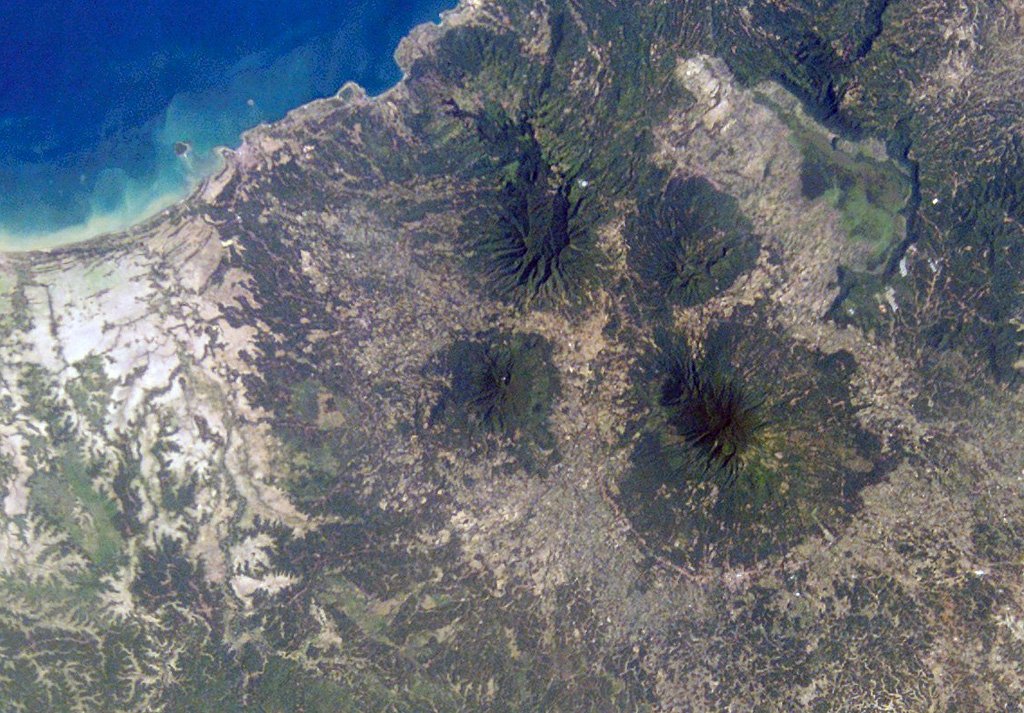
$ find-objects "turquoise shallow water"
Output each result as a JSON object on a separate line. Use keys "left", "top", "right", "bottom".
{"left": 0, "top": 0, "right": 453, "bottom": 249}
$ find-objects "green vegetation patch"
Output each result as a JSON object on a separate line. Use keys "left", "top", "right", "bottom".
{"left": 247, "top": 653, "right": 456, "bottom": 713}
{"left": 284, "top": 376, "right": 364, "bottom": 437}
{"left": 431, "top": 331, "right": 559, "bottom": 454}
{"left": 458, "top": 105, "right": 607, "bottom": 308}
{"left": 278, "top": 377, "right": 372, "bottom": 514}
{"left": 930, "top": 139, "right": 1024, "bottom": 382}
{"left": 20, "top": 362, "right": 123, "bottom": 570}
{"left": 30, "top": 445, "right": 122, "bottom": 568}
{"left": 630, "top": 175, "right": 760, "bottom": 309}
{"left": 828, "top": 139, "right": 1024, "bottom": 384}
{"left": 0, "top": 266, "right": 34, "bottom": 338}
{"left": 615, "top": 314, "right": 894, "bottom": 569}
{"left": 410, "top": 24, "right": 543, "bottom": 100}
{"left": 714, "top": 0, "right": 888, "bottom": 126}
{"left": 659, "top": 351, "right": 772, "bottom": 496}
{"left": 65, "top": 355, "right": 114, "bottom": 432}
{"left": 799, "top": 134, "right": 910, "bottom": 268}
{"left": 417, "top": 9, "right": 684, "bottom": 310}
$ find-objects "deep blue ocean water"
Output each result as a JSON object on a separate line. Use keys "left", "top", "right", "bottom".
{"left": 0, "top": 0, "right": 453, "bottom": 247}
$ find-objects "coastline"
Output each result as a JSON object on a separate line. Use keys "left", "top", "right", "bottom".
{"left": 0, "top": 1, "right": 463, "bottom": 256}
{"left": 0, "top": 173, "right": 203, "bottom": 254}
